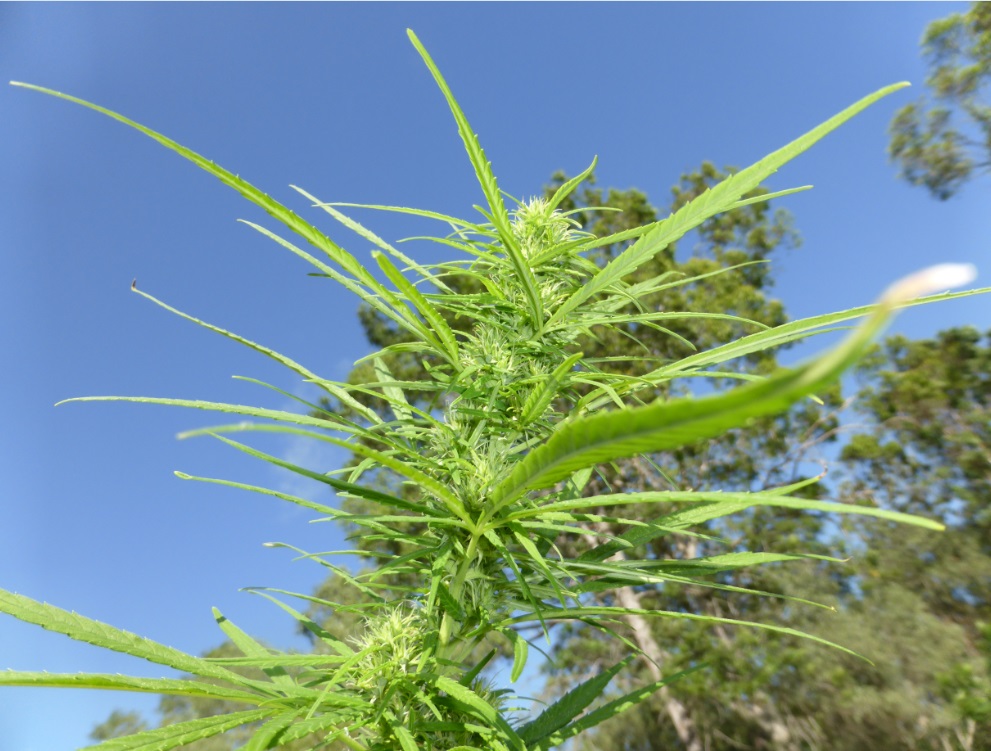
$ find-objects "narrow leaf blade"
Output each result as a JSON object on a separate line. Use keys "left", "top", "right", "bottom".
{"left": 80, "top": 709, "right": 271, "bottom": 751}
{"left": 549, "top": 83, "right": 909, "bottom": 326}
{"left": 0, "top": 589, "right": 256, "bottom": 687}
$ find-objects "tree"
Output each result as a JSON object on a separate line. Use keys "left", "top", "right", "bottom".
{"left": 569, "top": 327, "right": 991, "bottom": 750}
{"left": 888, "top": 2, "right": 991, "bottom": 199}
{"left": 90, "top": 710, "right": 149, "bottom": 742}
{"left": 827, "top": 326, "right": 991, "bottom": 749}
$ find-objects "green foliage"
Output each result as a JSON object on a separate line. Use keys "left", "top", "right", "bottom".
{"left": 561, "top": 324, "right": 991, "bottom": 750}
{"left": 90, "top": 711, "right": 149, "bottom": 742}
{"left": 889, "top": 2, "right": 991, "bottom": 199}
{"left": 826, "top": 326, "right": 991, "bottom": 749}
{"left": 4, "top": 29, "right": 986, "bottom": 751}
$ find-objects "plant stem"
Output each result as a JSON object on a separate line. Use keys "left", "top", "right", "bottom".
{"left": 439, "top": 530, "right": 481, "bottom": 649}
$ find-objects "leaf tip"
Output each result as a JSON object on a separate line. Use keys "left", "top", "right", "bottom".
{"left": 174, "top": 471, "right": 192, "bottom": 480}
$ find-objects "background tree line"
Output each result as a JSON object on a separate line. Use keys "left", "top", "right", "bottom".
{"left": 92, "top": 4, "right": 991, "bottom": 749}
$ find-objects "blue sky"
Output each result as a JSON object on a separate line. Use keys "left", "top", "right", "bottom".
{"left": 2, "top": 3, "right": 988, "bottom": 749}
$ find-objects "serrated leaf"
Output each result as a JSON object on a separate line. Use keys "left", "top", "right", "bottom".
{"left": 406, "top": 30, "right": 543, "bottom": 327}
{"left": 374, "top": 250, "right": 460, "bottom": 364}
{"left": 208, "top": 430, "right": 469, "bottom": 523}
{"left": 546, "top": 155, "right": 598, "bottom": 212}
{"left": 459, "top": 649, "right": 497, "bottom": 688}
{"left": 433, "top": 579, "right": 466, "bottom": 622}
{"left": 510, "top": 631, "right": 528, "bottom": 683}
{"left": 57, "top": 394, "right": 467, "bottom": 521}
{"left": 423, "top": 673, "right": 525, "bottom": 750}
{"left": 0, "top": 589, "right": 258, "bottom": 689}
{"left": 565, "top": 558, "right": 835, "bottom": 610}
{"left": 536, "top": 489, "right": 944, "bottom": 530}
{"left": 80, "top": 708, "right": 271, "bottom": 751}
{"left": 389, "top": 717, "right": 420, "bottom": 751}
{"left": 241, "top": 589, "right": 354, "bottom": 658}
{"left": 0, "top": 671, "right": 265, "bottom": 704}
{"left": 293, "top": 186, "right": 453, "bottom": 292}
{"left": 175, "top": 463, "right": 435, "bottom": 520}
{"left": 212, "top": 608, "right": 294, "bottom": 689}
{"left": 519, "top": 351, "right": 583, "bottom": 426}
{"left": 206, "top": 654, "right": 347, "bottom": 667}
{"left": 373, "top": 356, "right": 414, "bottom": 423}
{"left": 319, "top": 201, "right": 488, "bottom": 232}
{"left": 728, "top": 184, "right": 812, "bottom": 210}
{"left": 517, "top": 657, "right": 632, "bottom": 744}
{"left": 239, "top": 219, "right": 432, "bottom": 358}
{"left": 530, "top": 666, "right": 701, "bottom": 750}
{"left": 240, "top": 711, "right": 303, "bottom": 751}
{"left": 56, "top": 394, "right": 357, "bottom": 433}
{"left": 261, "top": 710, "right": 360, "bottom": 746}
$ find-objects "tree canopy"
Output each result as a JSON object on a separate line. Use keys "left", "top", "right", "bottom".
{"left": 888, "top": 2, "right": 991, "bottom": 199}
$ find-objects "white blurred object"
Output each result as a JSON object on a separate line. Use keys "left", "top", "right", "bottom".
{"left": 882, "top": 263, "right": 977, "bottom": 304}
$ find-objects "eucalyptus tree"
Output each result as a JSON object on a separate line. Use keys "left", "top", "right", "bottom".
{"left": 889, "top": 2, "right": 991, "bottom": 199}
{"left": 823, "top": 326, "right": 991, "bottom": 750}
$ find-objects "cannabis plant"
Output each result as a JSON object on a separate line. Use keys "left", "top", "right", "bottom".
{"left": 3, "top": 30, "right": 985, "bottom": 751}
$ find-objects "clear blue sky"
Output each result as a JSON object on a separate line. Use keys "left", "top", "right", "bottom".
{"left": 2, "top": 4, "right": 988, "bottom": 749}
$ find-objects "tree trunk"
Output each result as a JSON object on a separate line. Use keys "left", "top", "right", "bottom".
{"left": 610, "top": 554, "right": 705, "bottom": 751}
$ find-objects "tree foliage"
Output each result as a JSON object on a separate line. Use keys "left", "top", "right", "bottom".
{"left": 562, "top": 322, "right": 991, "bottom": 750}
{"left": 889, "top": 2, "right": 991, "bottom": 199}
